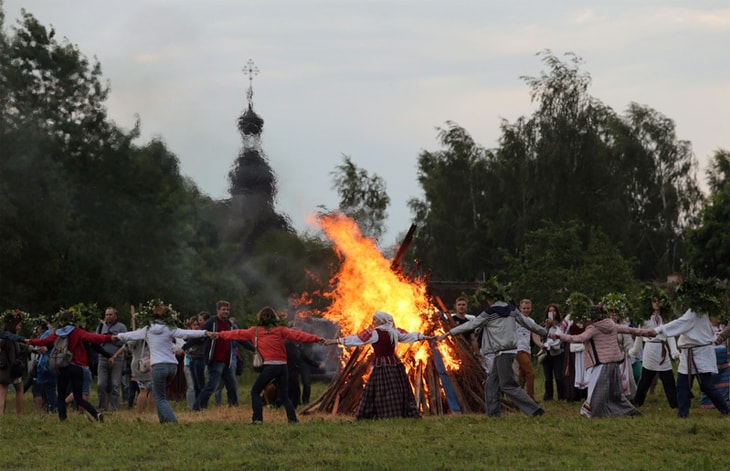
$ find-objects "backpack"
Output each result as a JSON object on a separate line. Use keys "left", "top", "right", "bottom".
{"left": 49, "top": 332, "right": 74, "bottom": 369}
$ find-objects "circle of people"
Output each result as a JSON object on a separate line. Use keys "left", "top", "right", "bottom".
{"left": 2, "top": 292, "right": 730, "bottom": 423}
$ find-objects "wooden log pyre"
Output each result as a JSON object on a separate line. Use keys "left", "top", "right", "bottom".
{"left": 301, "top": 224, "right": 488, "bottom": 416}
{"left": 301, "top": 309, "right": 488, "bottom": 416}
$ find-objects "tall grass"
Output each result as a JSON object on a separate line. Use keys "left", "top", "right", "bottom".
{"left": 0, "top": 371, "right": 727, "bottom": 470}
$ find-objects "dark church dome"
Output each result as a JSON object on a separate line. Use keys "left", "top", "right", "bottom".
{"left": 238, "top": 104, "right": 264, "bottom": 136}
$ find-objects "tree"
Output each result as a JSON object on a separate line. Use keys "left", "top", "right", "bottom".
{"left": 408, "top": 122, "right": 492, "bottom": 281}
{"left": 0, "top": 10, "right": 227, "bottom": 314}
{"left": 502, "top": 51, "right": 702, "bottom": 279}
{"left": 687, "top": 149, "right": 730, "bottom": 280}
{"left": 503, "top": 220, "right": 637, "bottom": 308}
{"left": 410, "top": 51, "right": 703, "bottom": 284}
{"left": 330, "top": 155, "right": 390, "bottom": 243}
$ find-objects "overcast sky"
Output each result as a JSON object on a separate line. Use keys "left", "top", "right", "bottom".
{"left": 3, "top": 1, "right": 729, "bottom": 247}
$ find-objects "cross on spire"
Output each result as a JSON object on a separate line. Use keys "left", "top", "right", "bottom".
{"left": 243, "top": 59, "right": 259, "bottom": 107}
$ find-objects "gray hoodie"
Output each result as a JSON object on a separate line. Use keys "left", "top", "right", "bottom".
{"left": 450, "top": 301, "right": 547, "bottom": 354}
{"left": 117, "top": 322, "right": 206, "bottom": 365}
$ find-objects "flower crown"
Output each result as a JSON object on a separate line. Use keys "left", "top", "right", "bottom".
{"left": 636, "top": 285, "right": 672, "bottom": 321}
{"left": 54, "top": 302, "right": 101, "bottom": 328}
{"left": 0, "top": 308, "right": 31, "bottom": 327}
{"left": 135, "top": 298, "right": 180, "bottom": 327}
{"left": 564, "top": 292, "right": 593, "bottom": 324}
{"left": 600, "top": 293, "right": 632, "bottom": 320}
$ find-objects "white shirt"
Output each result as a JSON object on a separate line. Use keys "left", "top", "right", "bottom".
{"left": 629, "top": 314, "right": 679, "bottom": 371}
{"left": 655, "top": 309, "right": 718, "bottom": 374}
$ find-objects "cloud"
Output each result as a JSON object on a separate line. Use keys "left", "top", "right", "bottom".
{"left": 3, "top": 0, "right": 729, "bottom": 246}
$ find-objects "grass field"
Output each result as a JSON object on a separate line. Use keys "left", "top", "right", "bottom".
{"left": 0, "top": 371, "right": 727, "bottom": 470}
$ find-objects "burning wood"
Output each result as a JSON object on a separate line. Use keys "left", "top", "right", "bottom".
{"left": 300, "top": 214, "right": 487, "bottom": 416}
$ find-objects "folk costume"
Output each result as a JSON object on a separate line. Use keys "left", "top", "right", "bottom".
{"left": 629, "top": 312, "right": 679, "bottom": 408}
{"left": 655, "top": 309, "right": 730, "bottom": 417}
{"left": 556, "top": 317, "right": 653, "bottom": 418}
{"left": 337, "top": 311, "right": 426, "bottom": 419}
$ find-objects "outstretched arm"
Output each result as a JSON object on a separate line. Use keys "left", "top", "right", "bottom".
{"left": 0, "top": 330, "right": 25, "bottom": 343}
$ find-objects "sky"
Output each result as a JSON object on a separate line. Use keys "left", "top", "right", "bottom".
{"left": 3, "top": 1, "right": 729, "bottom": 247}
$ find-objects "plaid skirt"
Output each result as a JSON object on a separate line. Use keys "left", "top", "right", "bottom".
{"left": 356, "top": 360, "right": 421, "bottom": 419}
{"left": 589, "top": 363, "right": 640, "bottom": 418}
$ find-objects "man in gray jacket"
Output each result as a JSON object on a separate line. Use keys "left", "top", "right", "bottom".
{"left": 439, "top": 293, "right": 547, "bottom": 417}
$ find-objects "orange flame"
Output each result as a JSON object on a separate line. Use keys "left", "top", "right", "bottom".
{"left": 304, "top": 213, "right": 460, "bottom": 369}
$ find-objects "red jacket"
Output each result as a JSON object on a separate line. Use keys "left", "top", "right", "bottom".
{"left": 29, "top": 327, "right": 112, "bottom": 368}
{"left": 218, "top": 326, "right": 320, "bottom": 363}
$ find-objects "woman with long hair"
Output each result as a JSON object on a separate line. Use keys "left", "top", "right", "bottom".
{"left": 324, "top": 311, "right": 433, "bottom": 419}
{"left": 533, "top": 304, "right": 567, "bottom": 401}
{"left": 0, "top": 314, "right": 33, "bottom": 415}
{"left": 209, "top": 306, "right": 322, "bottom": 424}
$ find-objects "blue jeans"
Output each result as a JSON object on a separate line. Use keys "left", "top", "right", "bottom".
{"left": 251, "top": 364, "right": 297, "bottom": 423}
{"left": 33, "top": 381, "right": 58, "bottom": 412}
{"left": 677, "top": 372, "right": 730, "bottom": 417}
{"left": 184, "top": 365, "right": 196, "bottom": 409}
{"left": 151, "top": 363, "right": 179, "bottom": 423}
{"left": 215, "top": 356, "right": 239, "bottom": 406}
{"left": 193, "top": 361, "right": 238, "bottom": 410}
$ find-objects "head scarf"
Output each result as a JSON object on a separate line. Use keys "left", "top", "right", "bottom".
{"left": 373, "top": 311, "right": 399, "bottom": 345}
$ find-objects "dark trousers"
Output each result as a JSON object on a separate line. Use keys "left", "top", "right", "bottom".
{"left": 57, "top": 364, "right": 99, "bottom": 421}
{"left": 300, "top": 362, "right": 312, "bottom": 404}
{"left": 251, "top": 364, "right": 297, "bottom": 423}
{"left": 677, "top": 372, "right": 730, "bottom": 417}
{"left": 190, "top": 357, "right": 206, "bottom": 400}
{"left": 542, "top": 351, "right": 565, "bottom": 400}
{"left": 633, "top": 368, "right": 677, "bottom": 407}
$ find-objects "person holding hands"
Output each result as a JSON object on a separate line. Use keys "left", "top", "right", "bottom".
{"left": 323, "top": 310, "right": 433, "bottom": 419}
{"left": 207, "top": 306, "right": 322, "bottom": 424}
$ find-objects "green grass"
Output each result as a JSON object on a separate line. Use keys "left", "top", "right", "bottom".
{"left": 0, "top": 373, "right": 727, "bottom": 470}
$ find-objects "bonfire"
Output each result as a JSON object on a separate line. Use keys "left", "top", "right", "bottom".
{"left": 300, "top": 213, "right": 486, "bottom": 416}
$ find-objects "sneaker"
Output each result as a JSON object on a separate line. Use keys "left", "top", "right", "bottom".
{"left": 96, "top": 412, "right": 104, "bottom": 422}
{"left": 252, "top": 420, "right": 263, "bottom": 425}
{"left": 531, "top": 408, "right": 545, "bottom": 417}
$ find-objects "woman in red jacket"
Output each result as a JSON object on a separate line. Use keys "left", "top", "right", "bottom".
{"left": 209, "top": 306, "right": 322, "bottom": 424}
{"left": 29, "top": 310, "right": 112, "bottom": 422}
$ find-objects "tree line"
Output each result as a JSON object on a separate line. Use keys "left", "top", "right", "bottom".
{"left": 2, "top": 9, "right": 728, "bottom": 322}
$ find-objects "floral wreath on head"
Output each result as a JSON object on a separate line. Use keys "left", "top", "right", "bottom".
{"left": 564, "top": 292, "right": 593, "bottom": 324}
{"left": 135, "top": 298, "right": 180, "bottom": 327}
{"left": 600, "top": 292, "right": 632, "bottom": 322}
{"left": 0, "top": 308, "right": 31, "bottom": 328}
{"left": 54, "top": 302, "right": 101, "bottom": 329}
{"left": 470, "top": 275, "right": 513, "bottom": 308}
{"left": 636, "top": 285, "right": 672, "bottom": 321}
